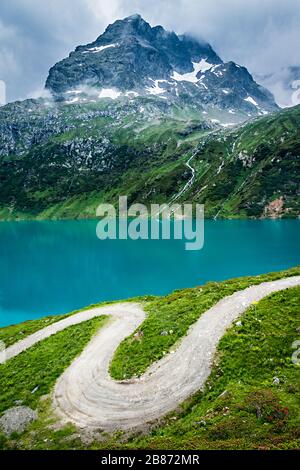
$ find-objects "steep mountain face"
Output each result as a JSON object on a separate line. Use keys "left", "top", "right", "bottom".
{"left": 46, "top": 15, "right": 221, "bottom": 92}
{"left": 45, "top": 14, "right": 277, "bottom": 118}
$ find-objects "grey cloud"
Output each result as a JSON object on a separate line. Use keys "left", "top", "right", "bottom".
{"left": 0, "top": 0, "right": 125, "bottom": 102}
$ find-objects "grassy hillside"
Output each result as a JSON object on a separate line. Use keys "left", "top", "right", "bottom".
{"left": 0, "top": 314, "right": 70, "bottom": 349}
{"left": 0, "top": 316, "right": 108, "bottom": 415}
{"left": 110, "top": 266, "right": 300, "bottom": 380}
{"left": 0, "top": 266, "right": 299, "bottom": 450}
{"left": 0, "top": 298, "right": 134, "bottom": 348}
{"left": 186, "top": 105, "right": 300, "bottom": 218}
{"left": 0, "top": 98, "right": 299, "bottom": 220}
{"left": 129, "top": 285, "right": 300, "bottom": 450}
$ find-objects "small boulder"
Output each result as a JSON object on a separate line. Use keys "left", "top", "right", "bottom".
{"left": 0, "top": 406, "right": 37, "bottom": 436}
{"left": 273, "top": 377, "right": 280, "bottom": 386}
{"left": 133, "top": 330, "right": 144, "bottom": 342}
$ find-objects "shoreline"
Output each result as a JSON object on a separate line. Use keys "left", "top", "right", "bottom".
{"left": 0, "top": 214, "right": 299, "bottom": 223}
{"left": 1, "top": 265, "right": 299, "bottom": 330}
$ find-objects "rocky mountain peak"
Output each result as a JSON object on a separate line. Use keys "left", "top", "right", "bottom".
{"left": 101, "top": 13, "right": 152, "bottom": 40}
{"left": 45, "top": 14, "right": 278, "bottom": 118}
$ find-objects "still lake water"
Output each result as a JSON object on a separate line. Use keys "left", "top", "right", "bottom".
{"left": 0, "top": 220, "right": 299, "bottom": 327}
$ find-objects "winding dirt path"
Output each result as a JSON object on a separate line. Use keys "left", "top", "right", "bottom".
{"left": 3, "top": 277, "right": 300, "bottom": 432}
{"left": 53, "top": 276, "right": 300, "bottom": 432}
{"left": 1, "top": 303, "right": 144, "bottom": 364}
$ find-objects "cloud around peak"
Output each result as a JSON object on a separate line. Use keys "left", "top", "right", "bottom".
{"left": 0, "top": 0, "right": 300, "bottom": 103}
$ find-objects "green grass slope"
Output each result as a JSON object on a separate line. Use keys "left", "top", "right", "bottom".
{"left": 0, "top": 316, "right": 107, "bottom": 414}
{"left": 128, "top": 285, "right": 300, "bottom": 450}
{"left": 0, "top": 267, "right": 299, "bottom": 450}
{"left": 0, "top": 99, "right": 299, "bottom": 220}
{"left": 110, "top": 266, "right": 300, "bottom": 380}
{"left": 0, "top": 314, "right": 70, "bottom": 349}
{"left": 0, "top": 298, "right": 127, "bottom": 348}
{"left": 185, "top": 105, "right": 300, "bottom": 218}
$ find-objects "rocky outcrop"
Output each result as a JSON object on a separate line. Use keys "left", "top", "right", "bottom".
{"left": 0, "top": 406, "right": 37, "bottom": 436}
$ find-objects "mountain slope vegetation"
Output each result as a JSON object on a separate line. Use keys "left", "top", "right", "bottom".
{"left": 0, "top": 267, "right": 299, "bottom": 450}
{"left": 0, "top": 101, "right": 299, "bottom": 220}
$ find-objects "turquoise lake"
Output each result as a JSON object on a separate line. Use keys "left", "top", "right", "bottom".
{"left": 0, "top": 220, "right": 299, "bottom": 327}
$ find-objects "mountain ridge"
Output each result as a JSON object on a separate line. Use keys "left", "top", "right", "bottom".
{"left": 45, "top": 15, "right": 277, "bottom": 118}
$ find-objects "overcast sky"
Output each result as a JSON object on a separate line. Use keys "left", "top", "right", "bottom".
{"left": 1, "top": 0, "right": 300, "bottom": 103}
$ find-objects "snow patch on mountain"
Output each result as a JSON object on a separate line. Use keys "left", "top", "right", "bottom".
{"left": 98, "top": 89, "right": 121, "bottom": 99}
{"left": 146, "top": 79, "right": 168, "bottom": 95}
{"left": 66, "top": 90, "right": 82, "bottom": 95}
{"left": 221, "top": 122, "right": 236, "bottom": 128}
{"left": 66, "top": 97, "right": 80, "bottom": 104}
{"left": 244, "top": 96, "right": 259, "bottom": 107}
{"left": 83, "top": 44, "right": 118, "bottom": 54}
{"left": 172, "top": 59, "right": 213, "bottom": 83}
{"left": 211, "top": 65, "right": 224, "bottom": 77}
